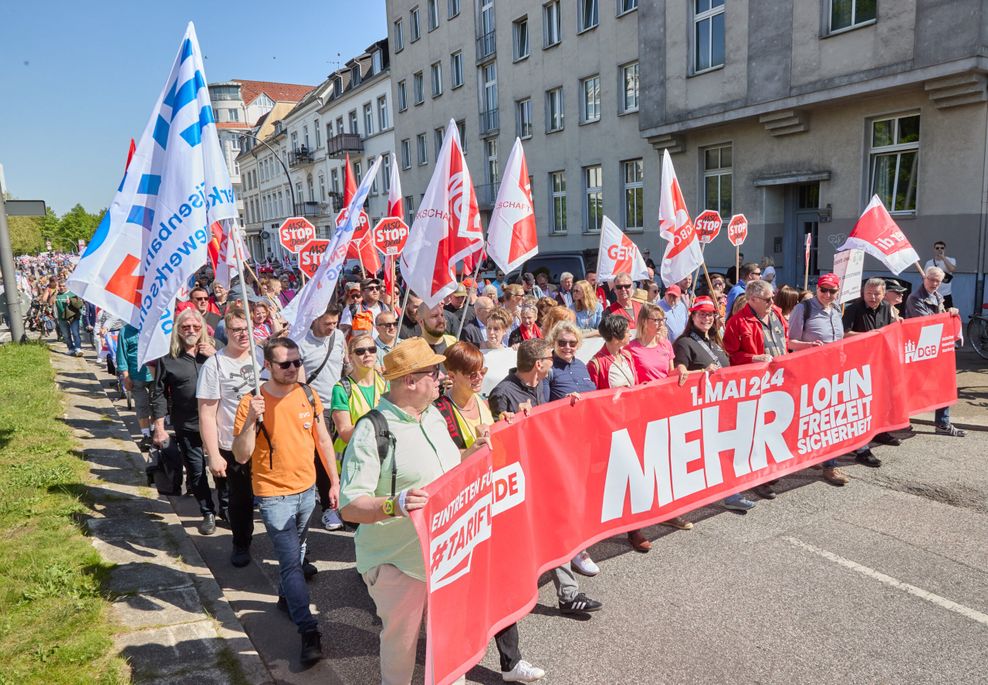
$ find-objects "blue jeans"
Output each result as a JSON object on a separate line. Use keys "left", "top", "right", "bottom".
{"left": 257, "top": 485, "right": 317, "bottom": 634}
{"left": 935, "top": 406, "right": 950, "bottom": 427}
{"left": 57, "top": 318, "right": 82, "bottom": 353}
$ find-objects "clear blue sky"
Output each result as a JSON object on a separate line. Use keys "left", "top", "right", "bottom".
{"left": 0, "top": 0, "right": 386, "bottom": 215}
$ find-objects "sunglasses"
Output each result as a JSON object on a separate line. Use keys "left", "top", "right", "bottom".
{"left": 556, "top": 339, "right": 578, "bottom": 348}
{"left": 273, "top": 359, "right": 303, "bottom": 370}
{"left": 411, "top": 367, "right": 441, "bottom": 379}
{"left": 191, "top": 296, "right": 209, "bottom": 302}
{"left": 364, "top": 285, "right": 380, "bottom": 291}
{"left": 819, "top": 288, "right": 838, "bottom": 294}
{"left": 648, "top": 317, "right": 665, "bottom": 323}
{"left": 377, "top": 321, "right": 398, "bottom": 328}
{"left": 354, "top": 346, "right": 378, "bottom": 355}
{"left": 614, "top": 284, "right": 632, "bottom": 290}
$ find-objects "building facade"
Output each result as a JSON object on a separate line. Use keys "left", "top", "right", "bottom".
{"left": 236, "top": 42, "right": 395, "bottom": 263}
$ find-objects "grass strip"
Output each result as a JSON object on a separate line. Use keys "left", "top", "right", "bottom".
{"left": 0, "top": 343, "right": 125, "bottom": 684}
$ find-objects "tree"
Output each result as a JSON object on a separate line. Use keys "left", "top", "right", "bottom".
{"left": 7, "top": 215, "right": 46, "bottom": 255}
{"left": 56, "top": 204, "right": 102, "bottom": 251}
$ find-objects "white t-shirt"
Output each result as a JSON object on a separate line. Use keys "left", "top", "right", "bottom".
{"left": 924, "top": 257, "right": 956, "bottom": 296}
{"left": 196, "top": 347, "right": 264, "bottom": 450}
{"left": 340, "top": 301, "right": 386, "bottom": 327}
{"left": 297, "top": 329, "right": 346, "bottom": 407}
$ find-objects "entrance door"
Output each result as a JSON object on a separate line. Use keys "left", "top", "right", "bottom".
{"left": 783, "top": 183, "right": 821, "bottom": 288}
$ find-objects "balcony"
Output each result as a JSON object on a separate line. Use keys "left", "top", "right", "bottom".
{"left": 295, "top": 201, "right": 326, "bottom": 217}
{"left": 479, "top": 108, "right": 499, "bottom": 137}
{"left": 476, "top": 29, "right": 496, "bottom": 63}
{"left": 475, "top": 182, "right": 498, "bottom": 210}
{"left": 288, "top": 145, "right": 314, "bottom": 168}
{"left": 327, "top": 132, "right": 364, "bottom": 158}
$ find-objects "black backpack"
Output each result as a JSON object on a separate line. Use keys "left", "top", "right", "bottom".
{"left": 346, "top": 409, "right": 397, "bottom": 497}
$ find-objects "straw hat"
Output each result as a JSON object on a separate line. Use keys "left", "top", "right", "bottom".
{"left": 381, "top": 337, "right": 447, "bottom": 380}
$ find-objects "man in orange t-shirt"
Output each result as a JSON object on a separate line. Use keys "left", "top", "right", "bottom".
{"left": 233, "top": 337, "right": 338, "bottom": 667}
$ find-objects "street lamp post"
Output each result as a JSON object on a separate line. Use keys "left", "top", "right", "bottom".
{"left": 239, "top": 132, "right": 297, "bottom": 264}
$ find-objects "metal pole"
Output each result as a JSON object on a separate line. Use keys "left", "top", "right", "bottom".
{"left": 231, "top": 222, "right": 263, "bottom": 397}
{"left": 395, "top": 287, "right": 412, "bottom": 344}
{"left": 456, "top": 258, "right": 484, "bottom": 338}
{"left": 0, "top": 195, "right": 26, "bottom": 343}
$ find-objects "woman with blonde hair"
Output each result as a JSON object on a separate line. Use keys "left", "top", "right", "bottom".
{"left": 541, "top": 306, "right": 577, "bottom": 338}
{"left": 571, "top": 280, "right": 603, "bottom": 330}
{"left": 627, "top": 303, "right": 674, "bottom": 382}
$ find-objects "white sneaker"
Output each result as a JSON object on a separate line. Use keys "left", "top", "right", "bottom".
{"left": 571, "top": 550, "right": 599, "bottom": 577}
{"left": 503, "top": 660, "right": 545, "bottom": 682}
{"left": 321, "top": 509, "right": 344, "bottom": 531}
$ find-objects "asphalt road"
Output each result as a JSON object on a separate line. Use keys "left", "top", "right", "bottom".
{"left": 109, "top": 348, "right": 988, "bottom": 684}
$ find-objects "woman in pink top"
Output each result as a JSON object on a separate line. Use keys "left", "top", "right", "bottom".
{"left": 627, "top": 302, "right": 674, "bottom": 381}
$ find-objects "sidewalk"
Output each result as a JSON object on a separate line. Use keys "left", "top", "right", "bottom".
{"left": 49, "top": 344, "right": 273, "bottom": 684}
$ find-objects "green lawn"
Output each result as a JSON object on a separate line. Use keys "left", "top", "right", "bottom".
{"left": 0, "top": 343, "right": 125, "bottom": 684}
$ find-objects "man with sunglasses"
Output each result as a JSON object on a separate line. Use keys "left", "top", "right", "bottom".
{"left": 374, "top": 311, "right": 399, "bottom": 365}
{"left": 232, "top": 337, "right": 337, "bottom": 667}
{"left": 341, "top": 277, "right": 387, "bottom": 335}
{"left": 604, "top": 272, "right": 643, "bottom": 330}
{"left": 726, "top": 262, "right": 762, "bottom": 318}
{"left": 189, "top": 286, "right": 220, "bottom": 333}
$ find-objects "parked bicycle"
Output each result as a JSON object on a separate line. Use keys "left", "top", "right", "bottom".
{"left": 968, "top": 314, "right": 988, "bottom": 359}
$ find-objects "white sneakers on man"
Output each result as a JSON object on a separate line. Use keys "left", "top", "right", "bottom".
{"left": 571, "top": 550, "right": 599, "bottom": 576}
{"left": 321, "top": 509, "right": 344, "bottom": 531}
{"left": 503, "top": 659, "right": 546, "bottom": 682}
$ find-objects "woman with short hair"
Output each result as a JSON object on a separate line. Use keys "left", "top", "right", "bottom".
{"left": 481, "top": 307, "right": 513, "bottom": 350}
{"left": 508, "top": 302, "right": 543, "bottom": 346}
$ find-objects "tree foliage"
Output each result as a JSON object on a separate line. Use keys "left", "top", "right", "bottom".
{"left": 5, "top": 203, "right": 105, "bottom": 256}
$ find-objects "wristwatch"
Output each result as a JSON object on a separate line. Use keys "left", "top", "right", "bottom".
{"left": 382, "top": 496, "right": 398, "bottom": 517}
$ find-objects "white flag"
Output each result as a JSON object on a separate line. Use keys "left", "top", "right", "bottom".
{"left": 67, "top": 23, "right": 236, "bottom": 365}
{"left": 285, "top": 156, "right": 382, "bottom": 340}
{"left": 486, "top": 138, "right": 538, "bottom": 275}
{"left": 400, "top": 120, "right": 483, "bottom": 308}
{"left": 657, "top": 149, "right": 703, "bottom": 286}
{"left": 596, "top": 216, "right": 649, "bottom": 282}
{"left": 838, "top": 195, "right": 920, "bottom": 275}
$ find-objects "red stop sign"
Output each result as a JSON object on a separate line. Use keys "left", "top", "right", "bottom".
{"left": 336, "top": 207, "right": 370, "bottom": 233}
{"left": 278, "top": 217, "right": 316, "bottom": 253}
{"left": 372, "top": 217, "right": 410, "bottom": 256}
{"left": 298, "top": 239, "right": 330, "bottom": 278}
{"left": 727, "top": 214, "right": 748, "bottom": 247}
{"left": 694, "top": 210, "right": 722, "bottom": 244}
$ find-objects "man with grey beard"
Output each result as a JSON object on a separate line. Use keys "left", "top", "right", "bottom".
{"left": 150, "top": 307, "right": 217, "bottom": 534}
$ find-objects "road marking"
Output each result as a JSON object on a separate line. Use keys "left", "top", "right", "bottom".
{"left": 784, "top": 537, "right": 988, "bottom": 628}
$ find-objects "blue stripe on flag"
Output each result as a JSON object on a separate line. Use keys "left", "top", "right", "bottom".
{"left": 179, "top": 38, "right": 193, "bottom": 63}
{"left": 179, "top": 106, "right": 215, "bottom": 148}
{"left": 127, "top": 205, "right": 155, "bottom": 230}
{"left": 153, "top": 115, "right": 170, "bottom": 149}
{"left": 117, "top": 172, "right": 128, "bottom": 193}
{"left": 170, "top": 71, "right": 206, "bottom": 120}
{"left": 163, "top": 80, "right": 177, "bottom": 109}
{"left": 138, "top": 174, "right": 161, "bottom": 195}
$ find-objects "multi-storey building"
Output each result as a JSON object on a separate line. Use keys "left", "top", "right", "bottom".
{"left": 207, "top": 80, "right": 314, "bottom": 226}
{"left": 237, "top": 41, "right": 395, "bottom": 262}
{"left": 387, "top": 0, "right": 649, "bottom": 258}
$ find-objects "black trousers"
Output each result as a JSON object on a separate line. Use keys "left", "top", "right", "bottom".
{"left": 495, "top": 623, "right": 521, "bottom": 672}
{"left": 175, "top": 430, "right": 213, "bottom": 516}
{"left": 315, "top": 410, "right": 335, "bottom": 511}
{"left": 219, "top": 448, "right": 254, "bottom": 550}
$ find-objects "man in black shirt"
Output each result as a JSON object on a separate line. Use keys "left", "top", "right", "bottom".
{"left": 841, "top": 277, "right": 900, "bottom": 465}
{"left": 151, "top": 308, "right": 218, "bottom": 534}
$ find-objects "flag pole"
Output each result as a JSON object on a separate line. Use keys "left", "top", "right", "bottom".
{"left": 456, "top": 258, "right": 484, "bottom": 338}
{"left": 395, "top": 285, "right": 413, "bottom": 344}
{"left": 803, "top": 259, "right": 810, "bottom": 290}
{"left": 232, "top": 223, "right": 263, "bottom": 397}
{"left": 734, "top": 246, "right": 740, "bottom": 285}
{"left": 914, "top": 260, "right": 926, "bottom": 278}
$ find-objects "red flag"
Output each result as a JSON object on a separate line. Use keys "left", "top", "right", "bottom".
{"left": 486, "top": 138, "right": 537, "bottom": 274}
{"left": 838, "top": 195, "right": 920, "bottom": 275}
{"left": 125, "top": 138, "right": 136, "bottom": 171}
{"left": 340, "top": 153, "right": 381, "bottom": 274}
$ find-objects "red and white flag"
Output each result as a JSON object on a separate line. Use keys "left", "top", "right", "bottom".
{"left": 486, "top": 137, "right": 537, "bottom": 275}
{"left": 384, "top": 153, "right": 404, "bottom": 300}
{"left": 208, "top": 220, "right": 248, "bottom": 288}
{"left": 658, "top": 149, "right": 703, "bottom": 286}
{"left": 341, "top": 153, "right": 382, "bottom": 274}
{"left": 596, "top": 216, "right": 649, "bottom": 282}
{"left": 400, "top": 120, "right": 484, "bottom": 307}
{"left": 838, "top": 195, "right": 919, "bottom": 275}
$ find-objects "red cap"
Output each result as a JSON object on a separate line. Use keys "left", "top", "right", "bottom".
{"left": 817, "top": 273, "right": 840, "bottom": 289}
{"left": 690, "top": 296, "right": 717, "bottom": 313}
{"left": 665, "top": 284, "right": 682, "bottom": 297}
{"left": 462, "top": 277, "right": 476, "bottom": 288}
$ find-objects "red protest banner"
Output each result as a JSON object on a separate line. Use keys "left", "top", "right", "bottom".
{"left": 411, "top": 314, "right": 960, "bottom": 684}
{"left": 694, "top": 209, "right": 722, "bottom": 244}
{"left": 278, "top": 217, "right": 316, "bottom": 253}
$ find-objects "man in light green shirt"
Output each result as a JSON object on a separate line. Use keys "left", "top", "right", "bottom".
{"left": 340, "top": 338, "right": 488, "bottom": 685}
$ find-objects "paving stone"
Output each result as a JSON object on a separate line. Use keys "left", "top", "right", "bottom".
{"left": 86, "top": 515, "right": 169, "bottom": 541}
{"left": 106, "top": 561, "right": 195, "bottom": 595}
{"left": 111, "top": 586, "right": 205, "bottom": 629}
{"left": 115, "top": 620, "right": 223, "bottom": 681}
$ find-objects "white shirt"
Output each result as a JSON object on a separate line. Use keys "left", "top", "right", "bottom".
{"left": 297, "top": 329, "right": 346, "bottom": 407}
{"left": 195, "top": 347, "right": 264, "bottom": 450}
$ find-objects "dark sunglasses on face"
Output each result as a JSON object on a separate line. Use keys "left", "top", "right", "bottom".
{"left": 364, "top": 285, "right": 379, "bottom": 291}
{"left": 411, "top": 367, "right": 441, "bottom": 379}
{"left": 556, "top": 340, "right": 578, "bottom": 348}
{"left": 273, "top": 359, "right": 303, "bottom": 370}
{"left": 819, "top": 288, "right": 838, "bottom": 295}
{"left": 191, "top": 296, "right": 209, "bottom": 302}
{"left": 614, "top": 284, "right": 632, "bottom": 290}
{"left": 377, "top": 321, "right": 398, "bottom": 328}
{"left": 354, "top": 346, "right": 378, "bottom": 355}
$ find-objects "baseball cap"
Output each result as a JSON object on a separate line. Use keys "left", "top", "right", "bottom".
{"left": 817, "top": 273, "right": 840, "bottom": 289}
{"left": 885, "top": 280, "right": 907, "bottom": 294}
{"left": 665, "top": 284, "right": 682, "bottom": 298}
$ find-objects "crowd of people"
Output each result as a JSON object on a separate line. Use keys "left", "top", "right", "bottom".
{"left": 8, "top": 239, "right": 965, "bottom": 684}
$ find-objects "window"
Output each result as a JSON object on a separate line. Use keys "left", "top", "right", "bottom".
{"left": 336, "top": 117, "right": 344, "bottom": 135}
{"left": 405, "top": 195, "right": 415, "bottom": 224}
{"left": 623, "top": 159, "right": 644, "bottom": 230}
{"left": 578, "top": 0, "right": 598, "bottom": 32}
{"left": 485, "top": 139, "right": 499, "bottom": 189}
{"left": 450, "top": 51, "right": 464, "bottom": 88}
{"left": 331, "top": 169, "right": 340, "bottom": 194}
{"left": 431, "top": 61, "right": 443, "bottom": 97}
{"left": 702, "top": 144, "right": 733, "bottom": 217}
{"left": 513, "top": 17, "right": 530, "bottom": 60}
{"left": 291, "top": 131, "right": 298, "bottom": 149}
{"left": 428, "top": 0, "right": 440, "bottom": 30}
{"left": 348, "top": 110, "right": 359, "bottom": 134}
{"left": 228, "top": 108, "right": 240, "bottom": 122}
{"left": 516, "top": 98, "right": 533, "bottom": 139}
{"left": 550, "top": 171, "right": 567, "bottom": 233}
{"left": 869, "top": 114, "right": 919, "bottom": 213}
{"left": 413, "top": 72, "right": 425, "bottom": 104}
{"left": 382, "top": 153, "right": 392, "bottom": 192}
{"left": 584, "top": 165, "right": 603, "bottom": 232}
{"left": 434, "top": 127, "right": 445, "bottom": 158}
{"left": 397, "top": 80, "right": 408, "bottom": 111}
{"left": 417, "top": 133, "right": 428, "bottom": 165}
{"left": 456, "top": 120, "right": 467, "bottom": 153}
{"left": 401, "top": 139, "right": 412, "bottom": 169}
{"left": 581, "top": 75, "right": 600, "bottom": 123}
{"left": 354, "top": 161, "right": 363, "bottom": 185}
{"left": 394, "top": 19, "right": 405, "bottom": 51}
{"left": 618, "top": 0, "right": 638, "bottom": 15}
{"left": 363, "top": 103, "right": 374, "bottom": 136}
{"left": 315, "top": 120, "right": 321, "bottom": 148}
{"left": 410, "top": 7, "right": 421, "bottom": 41}
{"left": 543, "top": 1, "right": 562, "bottom": 47}
{"left": 448, "top": 0, "right": 460, "bottom": 18}
{"left": 546, "top": 87, "right": 564, "bottom": 132}
{"left": 693, "top": 0, "right": 725, "bottom": 72}
{"left": 621, "top": 61, "right": 639, "bottom": 112}
{"left": 378, "top": 96, "right": 389, "bottom": 130}
{"left": 830, "top": 0, "right": 877, "bottom": 33}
